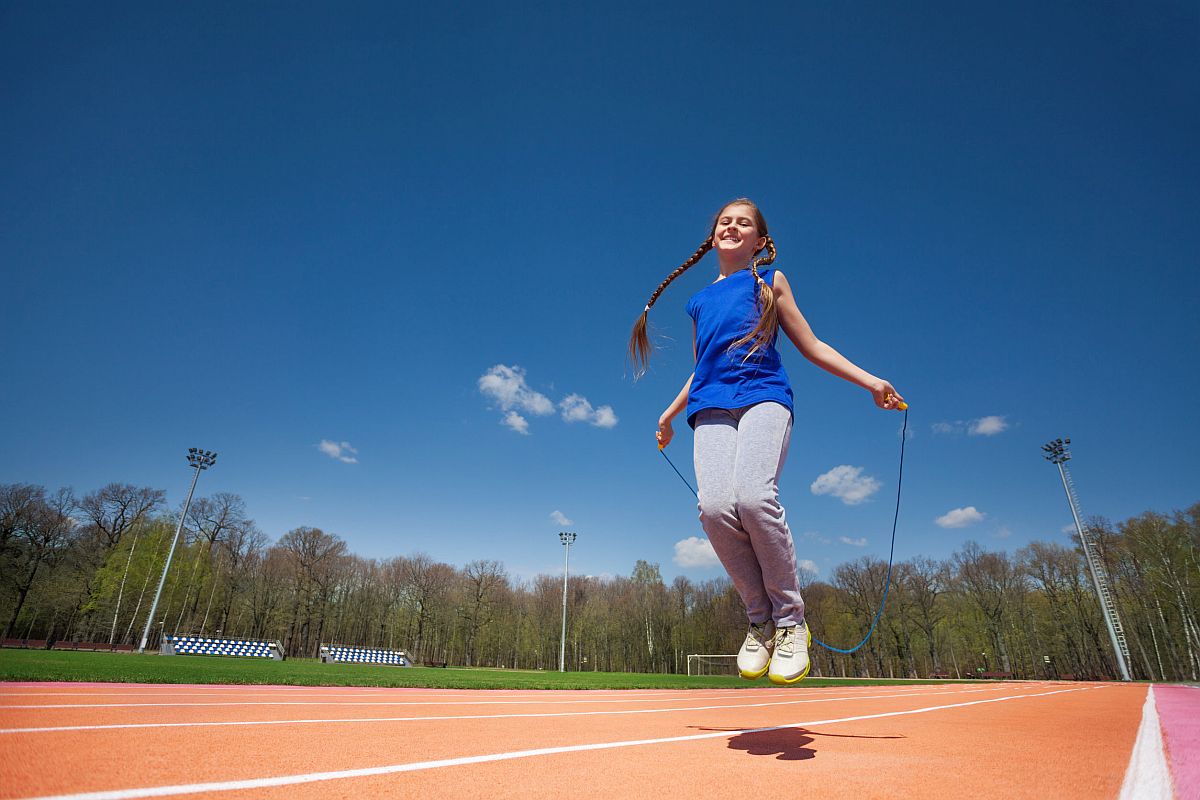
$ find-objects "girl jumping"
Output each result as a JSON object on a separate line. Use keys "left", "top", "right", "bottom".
{"left": 629, "top": 198, "right": 904, "bottom": 684}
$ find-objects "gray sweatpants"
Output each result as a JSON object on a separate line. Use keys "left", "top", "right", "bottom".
{"left": 693, "top": 401, "right": 805, "bottom": 627}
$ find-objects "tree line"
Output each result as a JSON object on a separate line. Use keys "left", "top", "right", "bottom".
{"left": 1, "top": 482, "right": 1196, "bottom": 680}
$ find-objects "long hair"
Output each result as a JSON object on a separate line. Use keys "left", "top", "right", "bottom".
{"left": 628, "top": 198, "right": 778, "bottom": 378}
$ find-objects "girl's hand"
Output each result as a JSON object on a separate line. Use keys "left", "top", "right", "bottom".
{"left": 870, "top": 380, "right": 906, "bottom": 411}
{"left": 656, "top": 417, "right": 675, "bottom": 449}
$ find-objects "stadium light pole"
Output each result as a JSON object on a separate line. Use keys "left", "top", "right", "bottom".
{"left": 138, "top": 449, "right": 217, "bottom": 653}
{"left": 558, "top": 531, "right": 577, "bottom": 672}
{"left": 1042, "top": 438, "right": 1132, "bottom": 681}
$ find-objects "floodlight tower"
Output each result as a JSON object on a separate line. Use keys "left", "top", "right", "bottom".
{"left": 138, "top": 449, "right": 217, "bottom": 653}
{"left": 558, "top": 531, "right": 577, "bottom": 672}
{"left": 1042, "top": 438, "right": 1131, "bottom": 680}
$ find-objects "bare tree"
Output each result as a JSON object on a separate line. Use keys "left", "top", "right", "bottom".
{"left": 278, "top": 527, "right": 349, "bottom": 657}
{"left": 905, "top": 557, "right": 948, "bottom": 674}
{"left": 954, "top": 542, "right": 1025, "bottom": 673}
{"left": 76, "top": 483, "right": 164, "bottom": 642}
{"left": 1, "top": 484, "right": 44, "bottom": 559}
{"left": 460, "top": 559, "right": 507, "bottom": 666}
{"left": 399, "top": 554, "right": 455, "bottom": 662}
{"left": 632, "top": 560, "right": 668, "bottom": 669}
{"left": 1118, "top": 511, "right": 1200, "bottom": 680}
{"left": 215, "top": 521, "right": 267, "bottom": 635}
{"left": 1, "top": 487, "right": 78, "bottom": 641}
{"left": 247, "top": 545, "right": 289, "bottom": 640}
{"left": 833, "top": 557, "right": 889, "bottom": 676}
{"left": 176, "top": 494, "right": 252, "bottom": 632}
{"left": 77, "top": 484, "right": 164, "bottom": 550}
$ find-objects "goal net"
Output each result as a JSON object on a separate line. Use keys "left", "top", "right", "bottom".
{"left": 686, "top": 654, "right": 739, "bottom": 677}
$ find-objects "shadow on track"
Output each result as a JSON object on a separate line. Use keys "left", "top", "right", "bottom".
{"left": 690, "top": 726, "right": 905, "bottom": 761}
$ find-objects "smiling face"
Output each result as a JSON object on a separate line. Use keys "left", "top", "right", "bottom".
{"left": 711, "top": 202, "right": 767, "bottom": 265}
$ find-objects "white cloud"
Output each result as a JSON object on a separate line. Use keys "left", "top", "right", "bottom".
{"left": 994, "top": 526, "right": 1012, "bottom": 540}
{"left": 800, "top": 530, "right": 832, "bottom": 545}
{"left": 317, "top": 440, "right": 358, "bottom": 464}
{"left": 936, "top": 506, "right": 985, "bottom": 528}
{"left": 810, "top": 466, "right": 881, "bottom": 505}
{"left": 1061, "top": 524, "right": 1076, "bottom": 534}
{"left": 673, "top": 536, "right": 720, "bottom": 568}
{"left": 934, "top": 416, "right": 1010, "bottom": 436}
{"left": 560, "top": 394, "right": 592, "bottom": 422}
{"left": 969, "top": 416, "right": 1008, "bottom": 436}
{"left": 502, "top": 411, "right": 530, "bottom": 435}
{"left": 592, "top": 405, "right": 619, "bottom": 428}
{"left": 839, "top": 536, "right": 867, "bottom": 547}
{"left": 560, "top": 393, "right": 619, "bottom": 429}
{"left": 478, "top": 365, "right": 555, "bottom": 415}
{"left": 550, "top": 510, "right": 573, "bottom": 526}
{"left": 478, "top": 366, "right": 617, "bottom": 433}
{"left": 797, "top": 559, "right": 819, "bottom": 582}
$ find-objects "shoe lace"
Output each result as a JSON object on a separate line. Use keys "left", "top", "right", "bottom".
{"left": 746, "top": 624, "right": 770, "bottom": 648}
{"left": 775, "top": 625, "right": 806, "bottom": 657}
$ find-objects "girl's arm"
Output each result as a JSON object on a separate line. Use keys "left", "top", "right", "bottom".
{"left": 657, "top": 321, "right": 697, "bottom": 448}
{"left": 773, "top": 270, "right": 904, "bottom": 410}
{"left": 657, "top": 373, "right": 693, "bottom": 448}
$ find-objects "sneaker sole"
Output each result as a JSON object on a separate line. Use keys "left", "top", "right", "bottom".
{"left": 768, "top": 662, "right": 811, "bottom": 685}
{"left": 738, "top": 663, "right": 770, "bottom": 680}
{"left": 767, "top": 626, "right": 813, "bottom": 685}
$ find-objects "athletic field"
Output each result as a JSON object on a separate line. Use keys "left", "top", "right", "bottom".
{"left": 2, "top": 679, "right": 1195, "bottom": 798}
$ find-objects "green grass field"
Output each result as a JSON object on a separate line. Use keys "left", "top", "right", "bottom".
{"left": 0, "top": 648, "right": 954, "bottom": 690}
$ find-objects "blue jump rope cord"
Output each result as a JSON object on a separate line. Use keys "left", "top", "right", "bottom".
{"left": 659, "top": 407, "right": 907, "bottom": 655}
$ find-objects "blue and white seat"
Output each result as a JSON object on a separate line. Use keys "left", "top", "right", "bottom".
{"left": 320, "top": 644, "right": 410, "bottom": 666}
{"left": 162, "top": 635, "right": 284, "bottom": 661}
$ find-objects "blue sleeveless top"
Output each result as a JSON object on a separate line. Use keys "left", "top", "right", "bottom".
{"left": 685, "top": 267, "right": 793, "bottom": 428}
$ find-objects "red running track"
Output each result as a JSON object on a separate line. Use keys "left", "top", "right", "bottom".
{"left": 0, "top": 680, "right": 1194, "bottom": 799}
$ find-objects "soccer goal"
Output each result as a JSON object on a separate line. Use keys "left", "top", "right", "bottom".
{"left": 686, "top": 653, "right": 739, "bottom": 677}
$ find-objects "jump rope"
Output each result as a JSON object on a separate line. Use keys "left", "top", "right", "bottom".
{"left": 658, "top": 402, "right": 908, "bottom": 655}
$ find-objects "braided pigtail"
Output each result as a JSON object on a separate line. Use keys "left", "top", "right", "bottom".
{"left": 729, "top": 234, "right": 779, "bottom": 361}
{"left": 628, "top": 238, "right": 713, "bottom": 379}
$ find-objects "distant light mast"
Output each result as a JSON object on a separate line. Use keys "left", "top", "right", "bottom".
{"left": 1041, "top": 438, "right": 1131, "bottom": 681}
{"left": 558, "top": 531, "right": 577, "bottom": 672}
{"left": 138, "top": 448, "right": 217, "bottom": 653}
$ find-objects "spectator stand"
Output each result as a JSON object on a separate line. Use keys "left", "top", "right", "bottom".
{"left": 320, "top": 644, "right": 410, "bottom": 667}
{"left": 161, "top": 635, "right": 284, "bottom": 660}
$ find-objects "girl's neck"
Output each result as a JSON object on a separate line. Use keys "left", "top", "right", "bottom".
{"left": 716, "top": 252, "right": 753, "bottom": 279}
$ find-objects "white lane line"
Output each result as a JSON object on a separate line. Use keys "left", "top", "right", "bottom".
{"left": 13, "top": 686, "right": 1103, "bottom": 800}
{"left": 0, "top": 687, "right": 1002, "bottom": 734}
{"left": 1, "top": 685, "right": 1008, "bottom": 710}
{"left": 1118, "top": 685, "right": 1173, "bottom": 800}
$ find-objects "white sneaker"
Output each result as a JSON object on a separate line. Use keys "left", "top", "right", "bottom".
{"left": 737, "top": 621, "right": 775, "bottom": 679}
{"left": 768, "top": 622, "right": 811, "bottom": 685}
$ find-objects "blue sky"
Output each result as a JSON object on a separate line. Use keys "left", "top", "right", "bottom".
{"left": 3, "top": 2, "right": 1197, "bottom": 584}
